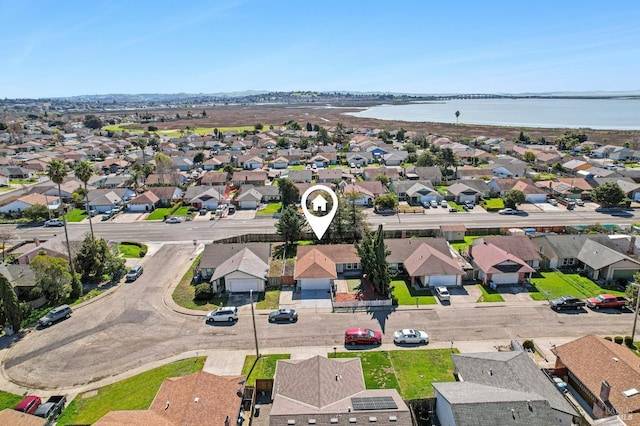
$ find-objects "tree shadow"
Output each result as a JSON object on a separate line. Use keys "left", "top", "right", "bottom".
{"left": 367, "top": 307, "right": 395, "bottom": 335}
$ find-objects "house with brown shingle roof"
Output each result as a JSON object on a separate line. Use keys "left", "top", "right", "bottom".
{"left": 386, "top": 239, "right": 465, "bottom": 287}
{"left": 0, "top": 409, "right": 46, "bottom": 426}
{"left": 469, "top": 242, "right": 535, "bottom": 285}
{"left": 147, "top": 186, "right": 183, "bottom": 207}
{"left": 127, "top": 191, "right": 160, "bottom": 212}
{"left": 473, "top": 236, "right": 542, "bottom": 269}
{"left": 95, "top": 371, "right": 245, "bottom": 426}
{"left": 552, "top": 335, "right": 640, "bottom": 425}
{"left": 294, "top": 245, "right": 360, "bottom": 291}
{"left": 0, "top": 192, "right": 59, "bottom": 214}
{"left": 271, "top": 355, "right": 410, "bottom": 425}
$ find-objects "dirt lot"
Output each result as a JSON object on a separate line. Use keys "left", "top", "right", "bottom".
{"left": 101, "top": 102, "right": 639, "bottom": 145}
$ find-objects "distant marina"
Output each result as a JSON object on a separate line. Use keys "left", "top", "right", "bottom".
{"left": 346, "top": 98, "right": 640, "bottom": 130}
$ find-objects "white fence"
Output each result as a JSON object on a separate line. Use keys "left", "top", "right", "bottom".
{"left": 333, "top": 299, "right": 393, "bottom": 310}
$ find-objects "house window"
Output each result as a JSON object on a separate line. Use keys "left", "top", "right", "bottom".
{"left": 562, "top": 258, "right": 575, "bottom": 266}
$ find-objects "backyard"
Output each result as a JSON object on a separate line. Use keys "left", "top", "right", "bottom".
{"left": 528, "top": 272, "right": 627, "bottom": 301}
{"left": 241, "top": 354, "right": 291, "bottom": 386}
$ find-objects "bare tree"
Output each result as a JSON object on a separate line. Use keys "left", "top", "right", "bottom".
{"left": 0, "top": 228, "right": 17, "bottom": 262}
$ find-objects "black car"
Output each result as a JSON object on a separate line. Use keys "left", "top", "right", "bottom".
{"left": 549, "top": 295, "right": 586, "bottom": 310}
{"left": 268, "top": 309, "right": 298, "bottom": 323}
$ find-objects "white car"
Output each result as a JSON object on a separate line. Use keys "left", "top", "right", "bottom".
{"left": 393, "top": 329, "right": 429, "bottom": 345}
{"left": 575, "top": 199, "right": 584, "bottom": 206}
{"left": 430, "top": 200, "right": 439, "bottom": 208}
{"left": 434, "top": 286, "right": 451, "bottom": 302}
{"left": 548, "top": 199, "right": 558, "bottom": 206}
{"left": 206, "top": 306, "right": 238, "bottom": 323}
{"left": 44, "top": 219, "right": 64, "bottom": 227}
{"left": 166, "top": 216, "right": 182, "bottom": 223}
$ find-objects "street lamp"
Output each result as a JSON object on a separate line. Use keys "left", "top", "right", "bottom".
{"left": 250, "top": 289, "right": 260, "bottom": 358}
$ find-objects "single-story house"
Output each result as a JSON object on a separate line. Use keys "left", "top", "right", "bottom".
{"left": 271, "top": 355, "right": 410, "bottom": 425}
{"left": 232, "top": 170, "right": 268, "bottom": 186}
{"left": 127, "top": 191, "right": 159, "bottom": 213}
{"left": 294, "top": 245, "right": 360, "bottom": 291}
{"left": 236, "top": 188, "right": 262, "bottom": 209}
{"left": 434, "top": 351, "right": 577, "bottom": 426}
{"left": 530, "top": 234, "right": 618, "bottom": 269}
{"left": 197, "top": 242, "right": 270, "bottom": 284}
{"left": 469, "top": 242, "right": 535, "bottom": 285}
{"left": 0, "top": 193, "right": 60, "bottom": 214}
{"left": 473, "top": 236, "right": 542, "bottom": 270}
{"left": 577, "top": 238, "right": 640, "bottom": 281}
{"left": 210, "top": 247, "right": 268, "bottom": 293}
{"left": 390, "top": 180, "right": 438, "bottom": 204}
{"left": 552, "top": 335, "right": 640, "bottom": 424}
{"left": 94, "top": 371, "right": 244, "bottom": 426}
{"left": 446, "top": 182, "right": 484, "bottom": 204}
{"left": 17, "top": 228, "right": 87, "bottom": 265}
{"left": 147, "top": 186, "right": 183, "bottom": 207}
{"left": 440, "top": 225, "right": 466, "bottom": 242}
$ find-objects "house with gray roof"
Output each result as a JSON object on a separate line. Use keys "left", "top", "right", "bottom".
{"left": 236, "top": 187, "right": 262, "bottom": 209}
{"left": 433, "top": 351, "right": 577, "bottom": 426}
{"left": 530, "top": 234, "right": 619, "bottom": 269}
{"left": 287, "top": 169, "right": 312, "bottom": 183}
{"left": 446, "top": 182, "right": 484, "bottom": 204}
{"left": 390, "top": 180, "right": 438, "bottom": 203}
{"left": 403, "top": 166, "right": 443, "bottom": 183}
{"left": 577, "top": 238, "right": 640, "bottom": 281}
{"left": 210, "top": 247, "right": 268, "bottom": 293}
{"left": 270, "top": 355, "right": 410, "bottom": 426}
{"left": 254, "top": 185, "right": 280, "bottom": 202}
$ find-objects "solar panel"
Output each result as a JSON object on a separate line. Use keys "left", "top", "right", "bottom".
{"left": 351, "top": 396, "right": 398, "bottom": 410}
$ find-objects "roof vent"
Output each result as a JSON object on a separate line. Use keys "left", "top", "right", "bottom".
{"left": 193, "top": 397, "right": 199, "bottom": 403}
{"left": 623, "top": 388, "right": 639, "bottom": 397}
{"left": 612, "top": 357, "right": 619, "bottom": 362}
{"left": 488, "top": 368, "right": 493, "bottom": 376}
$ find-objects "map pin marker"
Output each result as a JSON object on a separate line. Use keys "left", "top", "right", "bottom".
{"left": 301, "top": 184, "right": 338, "bottom": 240}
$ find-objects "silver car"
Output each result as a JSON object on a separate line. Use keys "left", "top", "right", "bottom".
{"left": 206, "top": 306, "right": 238, "bottom": 323}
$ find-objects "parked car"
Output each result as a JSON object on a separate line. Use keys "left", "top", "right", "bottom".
{"left": 430, "top": 200, "right": 438, "bottom": 208}
{"left": 552, "top": 376, "right": 567, "bottom": 392}
{"left": 575, "top": 199, "right": 585, "bottom": 206}
{"left": 199, "top": 208, "right": 209, "bottom": 215}
{"left": 422, "top": 201, "right": 430, "bottom": 209}
{"left": 440, "top": 200, "right": 448, "bottom": 208}
{"left": 498, "top": 208, "right": 517, "bottom": 215}
{"left": 44, "top": 218, "right": 64, "bottom": 227}
{"left": 166, "top": 216, "right": 182, "bottom": 223}
{"left": 268, "top": 309, "right": 298, "bottom": 323}
{"left": 434, "top": 286, "right": 451, "bottom": 302}
{"left": 549, "top": 295, "right": 586, "bottom": 310}
{"left": 586, "top": 294, "right": 628, "bottom": 310}
{"left": 38, "top": 305, "right": 72, "bottom": 327}
{"left": 548, "top": 199, "right": 558, "bottom": 206}
{"left": 448, "top": 207, "right": 458, "bottom": 213}
{"left": 464, "top": 200, "right": 474, "bottom": 208}
{"left": 102, "top": 210, "right": 113, "bottom": 221}
{"left": 393, "top": 329, "right": 429, "bottom": 344}
{"left": 88, "top": 209, "right": 98, "bottom": 217}
{"left": 14, "top": 395, "right": 42, "bottom": 415}
{"left": 125, "top": 265, "right": 144, "bottom": 282}
{"left": 344, "top": 328, "right": 382, "bottom": 346}
{"left": 34, "top": 395, "right": 66, "bottom": 424}
{"left": 206, "top": 306, "right": 238, "bottom": 323}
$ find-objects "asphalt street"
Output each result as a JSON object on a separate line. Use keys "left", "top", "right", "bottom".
{"left": 2, "top": 243, "right": 635, "bottom": 390}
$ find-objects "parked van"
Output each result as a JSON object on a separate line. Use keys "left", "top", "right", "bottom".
{"left": 215, "top": 204, "right": 228, "bottom": 218}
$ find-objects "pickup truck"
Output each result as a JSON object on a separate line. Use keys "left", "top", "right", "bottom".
{"left": 586, "top": 294, "right": 628, "bottom": 310}
{"left": 549, "top": 295, "right": 586, "bottom": 310}
{"left": 33, "top": 395, "right": 66, "bottom": 425}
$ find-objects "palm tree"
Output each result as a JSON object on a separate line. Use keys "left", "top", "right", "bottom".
{"left": 455, "top": 110, "right": 460, "bottom": 140}
{"left": 47, "top": 159, "right": 75, "bottom": 276}
{"left": 74, "top": 161, "right": 95, "bottom": 239}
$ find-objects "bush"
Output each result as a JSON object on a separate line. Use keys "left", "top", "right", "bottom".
{"left": 522, "top": 340, "right": 535, "bottom": 351}
{"left": 624, "top": 336, "right": 635, "bottom": 347}
{"left": 614, "top": 336, "right": 624, "bottom": 345}
{"left": 194, "top": 283, "right": 212, "bottom": 301}
{"left": 604, "top": 336, "right": 613, "bottom": 341}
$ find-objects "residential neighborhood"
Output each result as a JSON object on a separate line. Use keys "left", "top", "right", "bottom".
{"left": 1, "top": 111, "right": 640, "bottom": 426}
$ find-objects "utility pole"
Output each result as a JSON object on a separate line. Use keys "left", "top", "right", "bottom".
{"left": 631, "top": 283, "right": 640, "bottom": 341}
{"left": 250, "top": 289, "right": 260, "bottom": 358}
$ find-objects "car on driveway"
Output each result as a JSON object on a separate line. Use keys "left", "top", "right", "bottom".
{"left": 552, "top": 376, "right": 567, "bottom": 392}
{"left": 393, "top": 329, "right": 429, "bottom": 344}
{"left": 44, "top": 218, "right": 64, "bottom": 227}
{"left": 434, "top": 286, "right": 450, "bottom": 302}
{"left": 206, "top": 306, "right": 238, "bottom": 323}
{"left": 268, "top": 309, "right": 298, "bottom": 323}
{"left": 39, "top": 305, "right": 72, "bottom": 327}
{"left": 548, "top": 199, "right": 558, "bottom": 206}
{"left": 344, "top": 328, "right": 381, "bottom": 346}
{"left": 549, "top": 295, "right": 586, "bottom": 311}
{"left": 166, "top": 216, "right": 182, "bottom": 223}
{"left": 125, "top": 265, "right": 144, "bottom": 282}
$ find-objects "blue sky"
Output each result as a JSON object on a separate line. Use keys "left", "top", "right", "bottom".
{"left": 1, "top": 0, "right": 639, "bottom": 98}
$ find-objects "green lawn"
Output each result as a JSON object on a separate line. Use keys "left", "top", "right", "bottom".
{"left": 256, "top": 289, "right": 281, "bottom": 309}
{"left": 0, "top": 389, "right": 23, "bottom": 410}
{"left": 288, "top": 165, "right": 305, "bottom": 170}
{"left": 477, "top": 284, "right": 505, "bottom": 302}
{"left": 118, "top": 242, "right": 147, "bottom": 258}
{"left": 450, "top": 236, "right": 485, "bottom": 252}
{"left": 528, "top": 272, "right": 627, "bottom": 301}
{"left": 334, "top": 349, "right": 458, "bottom": 399}
{"left": 146, "top": 208, "right": 172, "bottom": 220}
{"left": 9, "top": 178, "right": 38, "bottom": 185}
{"left": 257, "top": 202, "right": 282, "bottom": 216}
{"left": 171, "top": 253, "right": 229, "bottom": 310}
{"left": 392, "top": 280, "right": 437, "bottom": 305}
{"left": 484, "top": 198, "right": 505, "bottom": 210}
{"left": 64, "top": 208, "right": 89, "bottom": 222}
{"left": 241, "top": 354, "right": 291, "bottom": 386}
{"left": 57, "top": 357, "right": 205, "bottom": 425}
{"left": 347, "top": 279, "right": 362, "bottom": 292}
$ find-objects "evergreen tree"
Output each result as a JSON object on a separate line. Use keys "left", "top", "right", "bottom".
{"left": 356, "top": 225, "right": 392, "bottom": 295}
{"left": 0, "top": 273, "right": 21, "bottom": 332}
{"left": 276, "top": 178, "right": 300, "bottom": 208}
{"left": 276, "top": 206, "right": 304, "bottom": 246}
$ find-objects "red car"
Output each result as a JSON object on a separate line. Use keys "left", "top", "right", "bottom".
{"left": 344, "top": 328, "right": 382, "bottom": 346}
{"left": 15, "top": 395, "right": 42, "bottom": 414}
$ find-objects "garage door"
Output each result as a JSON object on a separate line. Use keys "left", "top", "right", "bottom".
{"left": 429, "top": 275, "right": 457, "bottom": 287}
{"left": 227, "top": 278, "right": 262, "bottom": 292}
{"left": 299, "top": 278, "right": 331, "bottom": 291}
{"left": 611, "top": 269, "right": 638, "bottom": 281}
{"left": 491, "top": 273, "right": 520, "bottom": 285}
{"left": 240, "top": 201, "right": 258, "bottom": 209}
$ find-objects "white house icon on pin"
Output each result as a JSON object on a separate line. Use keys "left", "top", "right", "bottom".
{"left": 311, "top": 194, "right": 328, "bottom": 212}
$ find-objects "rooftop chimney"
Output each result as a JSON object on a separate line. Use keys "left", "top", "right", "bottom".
{"left": 600, "top": 381, "right": 611, "bottom": 403}
{"left": 628, "top": 236, "right": 636, "bottom": 255}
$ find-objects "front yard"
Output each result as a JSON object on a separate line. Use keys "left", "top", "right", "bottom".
{"left": 391, "top": 279, "right": 437, "bottom": 305}
{"left": 57, "top": 357, "right": 205, "bottom": 425}
{"left": 146, "top": 207, "right": 190, "bottom": 220}
{"left": 528, "top": 272, "right": 627, "bottom": 301}
{"left": 334, "top": 349, "right": 458, "bottom": 399}
{"left": 477, "top": 284, "right": 505, "bottom": 302}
